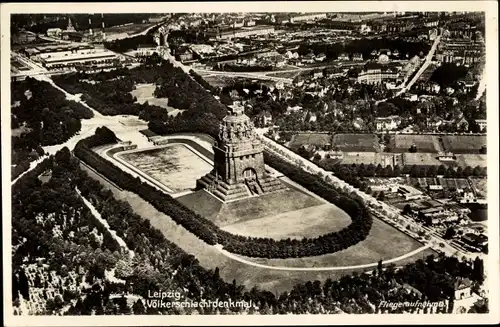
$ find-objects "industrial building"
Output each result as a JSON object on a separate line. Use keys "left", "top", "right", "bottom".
{"left": 38, "top": 48, "right": 119, "bottom": 69}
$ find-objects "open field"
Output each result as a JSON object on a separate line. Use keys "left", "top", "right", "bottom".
{"left": 441, "top": 135, "right": 486, "bottom": 154}
{"left": 118, "top": 144, "right": 212, "bottom": 193}
{"left": 332, "top": 133, "right": 380, "bottom": 152}
{"left": 105, "top": 23, "right": 154, "bottom": 35}
{"left": 81, "top": 163, "right": 435, "bottom": 293}
{"left": 222, "top": 203, "right": 352, "bottom": 240}
{"left": 289, "top": 132, "right": 331, "bottom": 149}
{"left": 390, "top": 135, "right": 439, "bottom": 153}
{"left": 131, "top": 83, "right": 185, "bottom": 116}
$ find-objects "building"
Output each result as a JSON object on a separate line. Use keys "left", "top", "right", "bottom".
{"left": 398, "top": 185, "right": 423, "bottom": 200}
{"left": 260, "top": 111, "right": 273, "bottom": 126}
{"left": 437, "top": 152, "right": 456, "bottom": 162}
{"left": 352, "top": 53, "right": 363, "bottom": 61}
{"left": 196, "top": 103, "right": 287, "bottom": 201}
{"left": 290, "top": 13, "right": 327, "bottom": 23}
{"left": 39, "top": 48, "right": 118, "bottom": 69}
{"left": 453, "top": 278, "right": 473, "bottom": 300}
{"left": 462, "top": 233, "right": 488, "bottom": 251}
{"left": 46, "top": 28, "right": 62, "bottom": 38}
{"left": 134, "top": 46, "right": 158, "bottom": 57}
{"left": 357, "top": 62, "right": 400, "bottom": 84}
{"left": 338, "top": 53, "right": 350, "bottom": 61}
{"left": 375, "top": 115, "right": 402, "bottom": 131}
{"left": 176, "top": 47, "right": 194, "bottom": 62}
{"left": 61, "top": 31, "right": 84, "bottom": 42}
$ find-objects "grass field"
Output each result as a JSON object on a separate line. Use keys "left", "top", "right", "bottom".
{"left": 178, "top": 187, "right": 323, "bottom": 227}
{"left": 82, "top": 163, "right": 435, "bottom": 293}
{"left": 332, "top": 134, "right": 380, "bottom": 152}
{"left": 241, "top": 217, "right": 432, "bottom": 268}
{"left": 289, "top": 132, "right": 332, "bottom": 149}
{"left": 118, "top": 145, "right": 212, "bottom": 192}
{"left": 441, "top": 135, "right": 486, "bottom": 154}
{"left": 130, "top": 83, "right": 182, "bottom": 116}
{"left": 222, "top": 203, "right": 352, "bottom": 240}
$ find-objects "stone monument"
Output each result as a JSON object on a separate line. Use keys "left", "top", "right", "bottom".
{"left": 197, "top": 103, "right": 287, "bottom": 202}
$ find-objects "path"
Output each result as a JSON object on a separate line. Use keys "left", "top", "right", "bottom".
{"left": 213, "top": 244, "right": 431, "bottom": 271}
{"left": 76, "top": 188, "right": 134, "bottom": 258}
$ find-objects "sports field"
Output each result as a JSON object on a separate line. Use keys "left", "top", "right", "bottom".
{"left": 455, "top": 154, "right": 487, "bottom": 167}
{"left": 441, "top": 135, "right": 486, "bottom": 154}
{"left": 118, "top": 145, "right": 212, "bottom": 192}
{"left": 289, "top": 132, "right": 332, "bottom": 149}
{"left": 332, "top": 133, "right": 380, "bottom": 152}
{"left": 340, "top": 152, "right": 394, "bottom": 166}
{"left": 390, "top": 135, "right": 440, "bottom": 153}
{"left": 402, "top": 152, "right": 443, "bottom": 166}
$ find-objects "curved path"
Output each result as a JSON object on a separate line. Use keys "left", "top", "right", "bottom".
{"left": 213, "top": 244, "right": 431, "bottom": 271}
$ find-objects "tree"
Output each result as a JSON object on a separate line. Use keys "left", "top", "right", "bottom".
{"left": 402, "top": 204, "right": 412, "bottom": 215}
{"left": 115, "top": 259, "right": 133, "bottom": 279}
{"left": 443, "top": 227, "right": 456, "bottom": 239}
{"left": 377, "top": 191, "right": 386, "bottom": 201}
{"left": 472, "top": 257, "right": 484, "bottom": 283}
{"left": 132, "top": 299, "right": 145, "bottom": 314}
{"left": 377, "top": 259, "right": 383, "bottom": 276}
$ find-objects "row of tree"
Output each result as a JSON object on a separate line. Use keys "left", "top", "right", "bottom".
{"left": 75, "top": 128, "right": 373, "bottom": 258}
{"left": 316, "top": 159, "right": 487, "bottom": 179}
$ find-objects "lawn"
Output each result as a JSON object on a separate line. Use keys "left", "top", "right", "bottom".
{"left": 130, "top": 83, "right": 181, "bottom": 116}
{"left": 289, "top": 132, "right": 332, "bottom": 149}
{"left": 222, "top": 203, "right": 352, "bottom": 240}
{"left": 240, "top": 217, "right": 432, "bottom": 268}
{"left": 179, "top": 187, "right": 323, "bottom": 227}
{"left": 441, "top": 135, "right": 487, "bottom": 154}
{"left": 118, "top": 144, "right": 212, "bottom": 193}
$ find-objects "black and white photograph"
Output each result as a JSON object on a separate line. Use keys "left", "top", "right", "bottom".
{"left": 2, "top": 1, "right": 499, "bottom": 325}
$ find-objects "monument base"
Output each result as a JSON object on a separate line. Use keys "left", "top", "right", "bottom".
{"left": 197, "top": 171, "right": 287, "bottom": 203}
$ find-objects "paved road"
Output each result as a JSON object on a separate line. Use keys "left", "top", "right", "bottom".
{"left": 397, "top": 34, "right": 442, "bottom": 95}
{"left": 213, "top": 244, "right": 431, "bottom": 271}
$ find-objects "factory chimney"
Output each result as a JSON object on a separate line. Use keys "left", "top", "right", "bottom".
{"left": 89, "top": 16, "right": 93, "bottom": 35}
{"left": 101, "top": 13, "right": 106, "bottom": 40}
